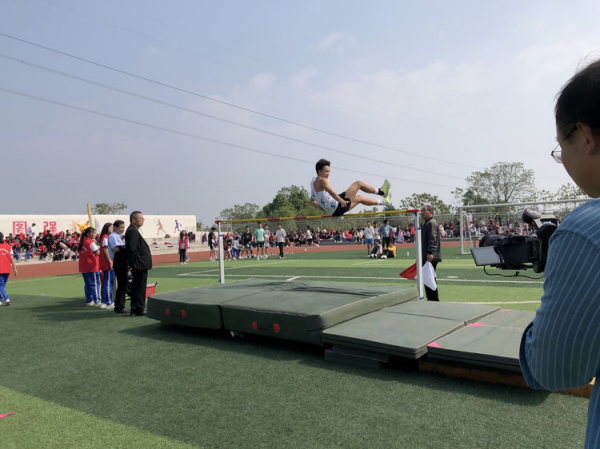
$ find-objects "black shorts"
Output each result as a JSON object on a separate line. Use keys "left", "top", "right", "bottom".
{"left": 382, "top": 237, "right": 391, "bottom": 246}
{"left": 256, "top": 241, "right": 265, "bottom": 248}
{"left": 332, "top": 192, "right": 351, "bottom": 216}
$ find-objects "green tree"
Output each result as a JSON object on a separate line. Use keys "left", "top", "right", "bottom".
{"left": 218, "top": 203, "right": 260, "bottom": 221}
{"left": 261, "top": 186, "right": 320, "bottom": 218}
{"left": 451, "top": 187, "right": 489, "bottom": 206}
{"left": 93, "top": 202, "right": 127, "bottom": 214}
{"left": 463, "top": 162, "right": 536, "bottom": 204}
{"left": 555, "top": 183, "right": 587, "bottom": 200}
{"left": 398, "top": 193, "right": 451, "bottom": 215}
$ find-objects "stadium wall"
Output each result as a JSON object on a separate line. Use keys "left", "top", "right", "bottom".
{"left": 0, "top": 214, "right": 197, "bottom": 238}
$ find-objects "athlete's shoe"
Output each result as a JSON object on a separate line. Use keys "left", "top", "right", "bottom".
{"left": 4, "top": 300, "right": 10, "bottom": 306}
{"left": 86, "top": 302, "right": 94, "bottom": 307}
{"left": 380, "top": 191, "right": 392, "bottom": 207}
{"left": 100, "top": 303, "right": 107, "bottom": 309}
{"left": 106, "top": 304, "right": 115, "bottom": 310}
{"left": 381, "top": 179, "right": 391, "bottom": 204}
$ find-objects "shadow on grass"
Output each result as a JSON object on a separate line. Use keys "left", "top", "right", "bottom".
{"left": 8, "top": 294, "right": 132, "bottom": 322}
{"left": 122, "top": 321, "right": 551, "bottom": 406}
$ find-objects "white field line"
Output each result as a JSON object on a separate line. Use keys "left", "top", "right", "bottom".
{"left": 286, "top": 276, "right": 301, "bottom": 282}
{"left": 178, "top": 273, "right": 543, "bottom": 284}
{"left": 458, "top": 301, "right": 541, "bottom": 305}
{"left": 179, "top": 260, "right": 290, "bottom": 276}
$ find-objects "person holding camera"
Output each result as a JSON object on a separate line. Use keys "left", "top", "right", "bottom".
{"left": 519, "top": 59, "right": 600, "bottom": 448}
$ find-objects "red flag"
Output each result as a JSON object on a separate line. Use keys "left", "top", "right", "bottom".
{"left": 399, "top": 263, "right": 417, "bottom": 280}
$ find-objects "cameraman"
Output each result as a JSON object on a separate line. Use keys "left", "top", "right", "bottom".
{"left": 519, "top": 59, "right": 600, "bottom": 448}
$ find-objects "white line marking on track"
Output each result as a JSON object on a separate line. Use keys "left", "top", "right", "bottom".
{"left": 286, "top": 276, "right": 301, "bottom": 282}
{"left": 178, "top": 273, "right": 543, "bottom": 284}
{"left": 178, "top": 260, "right": 290, "bottom": 276}
{"left": 459, "top": 300, "right": 541, "bottom": 305}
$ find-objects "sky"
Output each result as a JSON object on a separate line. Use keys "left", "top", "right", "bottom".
{"left": 2, "top": 0, "right": 600, "bottom": 225}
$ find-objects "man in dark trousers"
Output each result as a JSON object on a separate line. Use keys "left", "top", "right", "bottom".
{"left": 420, "top": 204, "right": 441, "bottom": 301}
{"left": 125, "top": 211, "right": 152, "bottom": 316}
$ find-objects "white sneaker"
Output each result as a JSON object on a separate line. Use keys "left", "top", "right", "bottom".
{"left": 4, "top": 299, "right": 10, "bottom": 306}
{"left": 181, "top": 262, "right": 184, "bottom": 265}
{"left": 86, "top": 302, "right": 94, "bottom": 307}
{"left": 100, "top": 303, "right": 107, "bottom": 309}
{"left": 106, "top": 304, "right": 115, "bottom": 310}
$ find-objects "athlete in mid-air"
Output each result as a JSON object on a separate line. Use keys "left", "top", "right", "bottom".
{"left": 310, "top": 158, "right": 392, "bottom": 216}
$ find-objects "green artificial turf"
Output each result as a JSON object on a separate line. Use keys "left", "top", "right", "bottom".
{"left": 0, "top": 248, "right": 588, "bottom": 448}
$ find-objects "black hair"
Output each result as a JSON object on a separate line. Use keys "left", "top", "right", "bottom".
{"left": 0, "top": 232, "right": 4, "bottom": 243}
{"left": 77, "top": 227, "right": 95, "bottom": 252}
{"left": 555, "top": 59, "right": 600, "bottom": 136}
{"left": 113, "top": 219, "right": 125, "bottom": 229}
{"left": 315, "top": 158, "right": 330, "bottom": 173}
{"left": 130, "top": 211, "right": 142, "bottom": 223}
{"left": 100, "top": 222, "right": 112, "bottom": 237}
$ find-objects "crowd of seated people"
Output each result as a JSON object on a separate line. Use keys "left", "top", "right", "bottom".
{"left": 3, "top": 229, "right": 83, "bottom": 262}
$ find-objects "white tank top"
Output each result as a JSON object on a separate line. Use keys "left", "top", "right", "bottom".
{"left": 310, "top": 177, "right": 338, "bottom": 215}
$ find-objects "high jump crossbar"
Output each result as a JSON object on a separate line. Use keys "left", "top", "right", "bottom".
{"left": 215, "top": 209, "right": 420, "bottom": 224}
{"left": 216, "top": 209, "right": 425, "bottom": 300}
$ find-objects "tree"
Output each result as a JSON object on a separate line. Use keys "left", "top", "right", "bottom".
{"left": 218, "top": 203, "right": 260, "bottom": 221}
{"left": 463, "top": 162, "right": 536, "bottom": 204}
{"left": 555, "top": 183, "right": 587, "bottom": 200}
{"left": 399, "top": 193, "right": 451, "bottom": 215}
{"left": 93, "top": 202, "right": 127, "bottom": 215}
{"left": 261, "top": 186, "right": 320, "bottom": 218}
{"left": 451, "top": 187, "right": 489, "bottom": 206}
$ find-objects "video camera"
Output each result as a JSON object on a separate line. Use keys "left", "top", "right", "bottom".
{"left": 470, "top": 207, "right": 558, "bottom": 273}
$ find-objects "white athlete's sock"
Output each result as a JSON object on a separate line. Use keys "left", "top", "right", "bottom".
{"left": 378, "top": 198, "right": 385, "bottom": 205}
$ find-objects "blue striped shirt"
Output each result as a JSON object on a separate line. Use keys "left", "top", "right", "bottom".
{"left": 520, "top": 198, "right": 600, "bottom": 448}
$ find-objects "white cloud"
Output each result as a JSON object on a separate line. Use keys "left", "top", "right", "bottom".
{"left": 289, "top": 67, "right": 319, "bottom": 89}
{"left": 318, "top": 32, "right": 343, "bottom": 49}
{"left": 249, "top": 72, "right": 277, "bottom": 91}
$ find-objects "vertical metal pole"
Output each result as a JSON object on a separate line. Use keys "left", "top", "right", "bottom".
{"left": 415, "top": 212, "right": 424, "bottom": 300}
{"left": 459, "top": 206, "right": 465, "bottom": 255}
{"left": 218, "top": 222, "right": 225, "bottom": 284}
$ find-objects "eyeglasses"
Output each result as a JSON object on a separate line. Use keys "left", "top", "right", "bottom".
{"left": 551, "top": 126, "right": 577, "bottom": 164}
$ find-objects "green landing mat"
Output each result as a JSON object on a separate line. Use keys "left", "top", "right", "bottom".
{"left": 427, "top": 325, "right": 524, "bottom": 372}
{"left": 147, "top": 279, "right": 274, "bottom": 328}
{"left": 384, "top": 301, "right": 499, "bottom": 324}
{"left": 324, "top": 348, "right": 387, "bottom": 369}
{"left": 221, "top": 282, "right": 418, "bottom": 345}
{"left": 477, "top": 310, "right": 535, "bottom": 328}
{"left": 322, "top": 311, "right": 465, "bottom": 359}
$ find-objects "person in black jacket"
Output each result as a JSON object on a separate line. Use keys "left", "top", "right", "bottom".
{"left": 125, "top": 211, "right": 153, "bottom": 316}
{"left": 420, "top": 204, "right": 441, "bottom": 301}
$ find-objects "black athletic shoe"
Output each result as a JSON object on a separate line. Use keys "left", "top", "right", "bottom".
{"left": 115, "top": 308, "right": 130, "bottom": 314}
{"left": 130, "top": 310, "right": 147, "bottom": 316}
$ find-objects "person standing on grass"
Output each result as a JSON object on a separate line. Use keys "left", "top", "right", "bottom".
{"left": 276, "top": 224, "right": 287, "bottom": 259}
{"left": 242, "top": 226, "right": 253, "bottom": 259}
{"left": 420, "top": 205, "right": 441, "bottom": 302}
{"left": 0, "top": 232, "right": 18, "bottom": 306}
{"left": 126, "top": 211, "right": 152, "bottom": 316}
{"left": 108, "top": 220, "right": 129, "bottom": 314}
{"left": 178, "top": 230, "right": 189, "bottom": 265}
{"left": 254, "top": 222, "right": 266, "bottom": 260}
{"left": 363, "top": 221, "right": 375, "bottom": 257}
{"left": 519, "top": 58, "right": 600, "bottom": 449}
{"left": 98, "top": 223, "right": 115, "bottom": 310}
{"left": 208, "top": 227, "right": 217, "bottom": 261}
{"left": 379, "top": 219, "right": 393, "bottom": 254}
{"left": 264, "top": 224, "right": 272, "bottom": 258}
{"left": 78, "top": 227, "right": 100, "bottom": 307}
